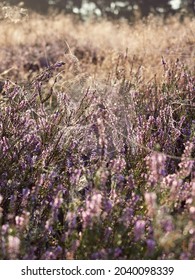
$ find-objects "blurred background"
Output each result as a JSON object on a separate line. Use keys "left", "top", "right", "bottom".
{"left": 3, "top": 0, "right": 195, "bottom": 21}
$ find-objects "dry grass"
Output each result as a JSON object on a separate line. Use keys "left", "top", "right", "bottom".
{"left": 0, "top": 13, "right": 194, "bottom": 84}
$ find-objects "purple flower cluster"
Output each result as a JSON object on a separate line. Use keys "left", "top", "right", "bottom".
{"left": 0, "top": 48, "right": 194, "bottom": 260}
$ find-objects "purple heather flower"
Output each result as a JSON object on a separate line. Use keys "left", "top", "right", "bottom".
{"left": 91, "top": 249, "right": 108, "bottom": 260}
{"left": 114, "top": 247, "right": 122, "bottom": 258}
{"left": 70, "top": 169, "right": 82, "bottom": 185}
{"left": 103, "top": 199, "right": 112, "bottom": 212}
{"left": 1, "top": 224, "right": 9, "bottom": 235}
{"left": 161, "top": 217, "right": 174, "bottom": 232}
{"left": 66, "top": 211, "right": 77, "bottom": 230}
{"left": 134, "top": 220, "right": 146, "bottom": 241}
{"left": 146, "top": 239, "right": 156, "bottom": 255}
{"left": 104, "top": 227, "right": 112, "bottom": 242}
{"left": 120, "top": 207, "right": 134, "bottom": 227}
{"left": 53, "top": 196, "right": 63, "bottom": 209}
{"left": 110, "top": 157, "right": 126, "bottom": 173}
{"left": 15, "top": 216, "right": 25, "bottom": 227}
{"left": 45, "top": 220, "right": 53, "bottom": 233}
{"left": 82, "top": 193, "right": 103, "bottom": 228}
{"left": 146, "top": 152, "right": 167, "bottom": 186}
{"left": 126, "top": 174, "right": 135, "bottom": 189}
{"left": 42, "top": 251, "right": 56, "bottom": 260}
{"left": 53, "top": 246, "right": 63, "bottom": 258}
{"left": 180, "top": 253, "right": 190, "bottom": 260}
{"left": 86, "top": 193, "right": 102, "bottom": 215}
{"left": 162, "top": 174, "right": 183, "bottom": 196}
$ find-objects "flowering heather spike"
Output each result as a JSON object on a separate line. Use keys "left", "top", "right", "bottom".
{"left": 8, "top": 236, "right": 20, "bottom": 259}
{"left": 144, "top": 192, "right": 157, "bottom": 217}
{"left": 82, "top": 193, "right": 103, "bottom": 228}
{"left": 146, "top": 239, "right": 156, "bottom": 255}
{"left": 146, "top": 152, "right": 167, "bottom": 187}
{"left": 134, "top": 220, "right": 146, "bottom": 241}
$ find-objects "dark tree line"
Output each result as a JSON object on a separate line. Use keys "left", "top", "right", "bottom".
{"left": 5, "top": 1, "right": 195, "bottom": 19}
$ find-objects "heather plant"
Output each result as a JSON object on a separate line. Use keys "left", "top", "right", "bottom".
{"left": 0, "top": 12, "right": 194, "bottom": 260}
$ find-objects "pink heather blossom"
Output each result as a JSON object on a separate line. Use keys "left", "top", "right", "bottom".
{"left": 162, "top": 174, "right": 183, "bottom": 195}
{"left": 15, "top": 216, "right": 25, "bottom": 227}
{"left": 189, "top": 207, "right": 195, "bottom": 219}
{"left": 82, "top": 193, "right": 103, "bottom": 228}
{"left": 144, "top": 192, "right": 157, "bottom": 217}
{"left": 146, "top": 152, "right": 166, "bottom": 186}
{"left": 8, "top": 236, "right": 20, "bottom": 258}
{"left": 192, "top": 181, "right": 195, "bottom": 197}
{"left": 53, "top": 197, "right": 63, "bottom": 208}
{"left": 1, "top": 224, "right": 9, "bottom": 235}
{"left": 134, "top": 220, "right": 146, "bottom": 241}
